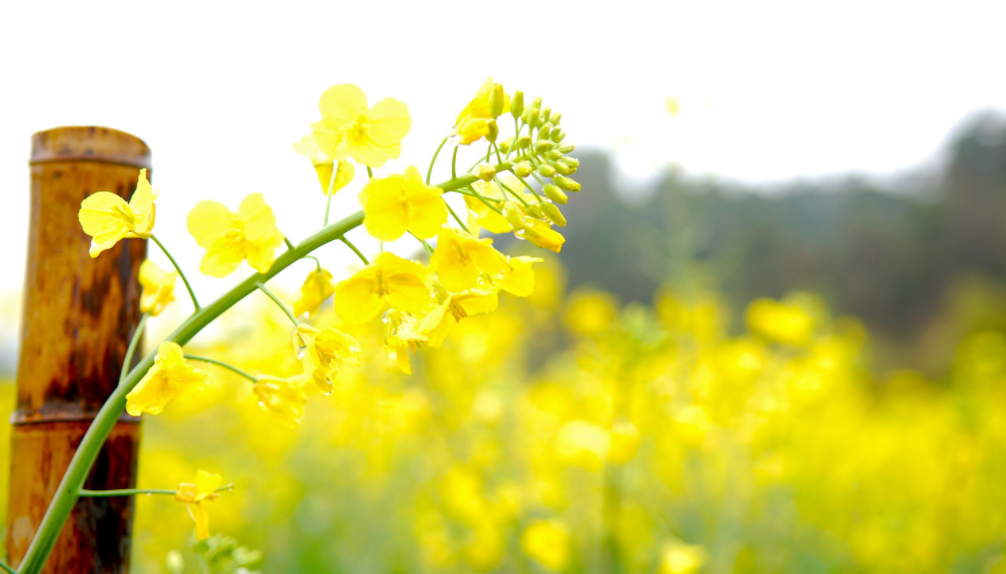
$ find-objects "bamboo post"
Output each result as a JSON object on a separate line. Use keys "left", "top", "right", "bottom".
{"left": 5, "top": 127, "right": 149, "bottom": 572}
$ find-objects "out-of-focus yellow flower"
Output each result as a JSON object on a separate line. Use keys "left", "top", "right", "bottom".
{"left": 311, "top": 83, "right": 411, "bottom": 168}
{"left": 456, "top": 77, "right": 510, "bottom": 124}
{"left": 174, "top": 470, "right": 223, "bottom": 541}
{"left": 295, "top": 324, "right": 362, "bottom": 394}
{"left": 520, "top": 519, "right": 570, "bottom": 572}
{"left": 556, "top": 420, "right": 611, "bottom": 470}
{"left": 290, "top": 268, "right": 335, "bottom": 318}
{"left": 674, "top": 405, "right": 710, "bottom": 446}
{"left": 430, "top": 228, "right": 510, "bottom": 293}
{"left": 126, "top": 342, "right": 209, "bottom": 416}
{"left": 658, "top": 540, "right": 706, "bottom": 574}
{"left": 138, "top": 259, "right": 176, "bottom": 316}
{"left": 609, "top": 420, "right": 641, "bottom": 464}
{"left": 358, "top": 166, "right": 447, "bottom": 241}
{"left": 335, "top": 252, "right": 433, "bottom": 324}
{"left": 384, "top": 309, "right": 426, "bottom": 374}
{"left": 746, "top": 297, "right": 815, "bottom": 346}
{"left": 186, "top": 193, "right": 285, "bottom": 277}
{"left": 292, "top": 134, "right": 355, "bottom": 195}
{"left": 78, "top": 168, "right": 156, "bottom": 257}
{"left": 253, "top": 374, "right": 308, "bottom": 426}
{"left": 418, "top": 288, "right": 499, "bottom": 348}
{"left": 564, "top": 289, "right": 619, "bottom": 336}
{"left": 464, "top": 523, "right": 505, "bottom": 572}
{"left": 523, "top": 218, "right": 565, "bottom": 253}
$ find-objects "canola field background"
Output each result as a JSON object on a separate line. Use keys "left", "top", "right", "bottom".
{"left": 3, "top": 256, "right": 1003, "bottom": 573}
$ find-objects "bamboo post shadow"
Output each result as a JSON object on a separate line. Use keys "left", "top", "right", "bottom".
{"left": 5, "top": 127, "right": 148, "bottom": 572}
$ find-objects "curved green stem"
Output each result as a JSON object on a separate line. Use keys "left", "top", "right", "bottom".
{"left": 408, "top": 231, "right": 434, "bottom": 257}
{"left": 340, "top": 236, "right": 369, "bottom": 264}
{"left": 78, "top": 484, "right": 235, "bottom": 498}
{"left": 151, "top": 234, "right": 201, "bottom": 311}
{"left": 256, "top": 282, "right": 299, "bottom": 326}
{"left": 427, "top": 136, "right": 449, "bottom": 185}
{"left": 19, "top": 159, "right": 517, "bottom": 573}
{"left": 496, "top": 177, "right": 530, "bottom": 207}
{"left": 283, "top": 236, "right": 296, "bottom": 251}
{"left": 0, "top": 560, "right": 15, "bottom": 574}
{"left": 451, "top": 146, "right": 459, "bottom": 179}
{"left": 184, "top": 355, "right": 258, "bottom": 383}
{"left": 119, "top": 313, "right": 149, "bottom": 386}
{"left": 444, "top": 201, "right": 471, "bottom": 234}
{"left": 463, "top": 186, "right": 504, "bottom": 215}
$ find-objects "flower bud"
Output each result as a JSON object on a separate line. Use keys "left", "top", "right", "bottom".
{"left": 549, "top": 111, "right": 562, "bottom": 126}
{"left": 526, "top": 203, "right": 544, "bottom": 219}
{"left": 542, "top": 184, "right": 568, "bottom": 204}
{"left": 550, "top": 128, "right": 565, "bottom": 143}
{"left": 510, "top": 91, "right": 524, "bottom": 119}
{"left": 503, "top": 202, "right": 526, "bottom": 230}
{"left": 549, "top": 160, "right": 571, "bottom": 175}
{"left": 559, "top": 144, "right": 576, "bottom": 154}
{"left": 514, "top": 161, "right": 533, "bottom": 178}
{"left": 486, "top": 119, "right": 499, "bottom": 142}
{"left": 534, "top": 140, "right": 554, "bottom": 154}
{"left": 554, "top": 175, "right": 581, "bottom": 192}
{"left": 527, "top": 107, "right": 540, "bottom": 128}
{"left": 518, "top": 135, "right": 532, "bottom": 149}
{"left": 559, "top": 156, "right": 579, "bottom": 169}
{"left": 476, "top": 164, "right": 496, "bottom": 182}
{"left": 541, "top": 202, "right": 567, "bottom": 227}
{"left": 538, "top": 122, "right": 553, "bottom": 141}
{"left": 489, "top": 84, "right": 505, "bottom": 118}
{"left": 531, "top": 96, "right": 542, "bottom": 110}
{"left": 537, "top": 163, "right": 555, "bottom": 177}
{"left": 499, "top": 137, "right": 514, "bottom": 154}
{"left": 545, "top": 150, "right": 564, "bottom": 160}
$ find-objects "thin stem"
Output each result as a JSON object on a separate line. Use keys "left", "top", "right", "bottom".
{"left": 366, "top": 166, "right": 373, "bottom": 179}
{"left": 78, "top": 484, "right": 235, "bottom": 498}
{"left": 485, "top": 143, "right": 492, "bottom": 163}
{"left": 283, "top": 236, "right": 296, "bottom": 251}
{"left": 408, "top": 231, "right": 434, "bottom": 256}
{"left": 514, "top": 172, "right": 545, "bottom": 202}
{"left": 492, "top": 141, "right": 504, "bottom": 164}
{"left": 340, "top": 236, "right": 369, "bottom": 264}
{"left": 452, "top": 146, "right": 459, "bottom": 179}
{"left": 151, "top": 234, "right": 200, "bottom": 311}
{"left": 305, "top": 255, "right": 323, "bottom": 272}
{"left": 0, "top": 560, "right": 15, "bottom": 574}
{"left": 427, "top": 136, "right": 449, "bottom": 185}
{"left": 463, "top": 186, "right": 504, "bottom": 215}
{"left": 323, "top": 161, "right": 340, "bottom": 227}
{"left": 184, "top": 355, "right": 258, "bottom": 383}
{"left": 506, "top": 118, "right": 522, "bottom": 159}
{"left": 444, "top": 201, "right": 471, "bottom": 234}
{"left": 256, "top": 282, "right": 299, "bottom": 326}
{"left": 496, "top": 177, "right": 531, "bottom": 207}
{"left": 119, "top": 314, "right": 149, "bottom": 386}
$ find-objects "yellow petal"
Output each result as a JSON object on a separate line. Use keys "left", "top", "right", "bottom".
{"left": 194, "top": 470, "right": 223, "bottom": 499}
{"left": 191, "top": 503, "right": 211, "bottom": 541}
{"left": 79, "top": 192, "right": 130, "bottom": 257}
{"left": 237, "top": 193, "right": 279, "bottom": 244}
{"left": 458, "top": 291, "right": 499, "bottom": 315}
{"left": 349, "top": 139, "right": 401, "bottom": 169}
{"left": 125, "top": 364, "right": 168, "bottom": 416}
{"left": 335, "top": 269, "right": 384, "bottom": 324}
{"left": 318, "top": 83, "right": 368, "bottom": 130}
{"left": 187, "top": 200, "right": 234, "bottom": 249}
{"left": 386, "top": 272, "right": 434, "bottom": 315}
{"left": 498, "top": 256, "right": 543, "bottom": 297}
{"left": 402, "top": 166, "right": 446, "bottom": 239}
{"left": 362, "top": 173, "right": 409, "bottom": 241}
{"left": 366, "top": 97, "right": 412, "bottom": 146}
{"left": 417, "top": 300, "right": 455, "bottom": 348}
{"left": 291, "top": 269, "right": 335, "bottom": 317}
{"left": 128, "top": 168, "right": 156, "bottom": 235}
{"left": 199, "top": 236, "right": 245, "bottom": 278}
{"left": 139, "top": 259, "right": 177, "bottom": 316}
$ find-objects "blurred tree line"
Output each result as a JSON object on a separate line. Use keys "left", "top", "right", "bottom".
{"left": 541, "top": 112, "right": 1006, "bottom": 374}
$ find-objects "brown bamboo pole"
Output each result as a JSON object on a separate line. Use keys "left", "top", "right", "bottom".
{"left": 5, "top": 127, "right": 149, "bottom": 572}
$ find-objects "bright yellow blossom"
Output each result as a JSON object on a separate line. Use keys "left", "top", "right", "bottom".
{"left": 359, "top": 166, "right": 447, "bottom": 241}
{"left": 138, "top": 259, "right": 177, "bottom": 316}
{"left": 335, "top": 252, "right": 433, "bottom": 325}
{"left": 125, "top": 342, "right": 209, "bottom": 416}
{"left": 658, "top": 540, "right": 706, "bottom": 574}
{"left": 294, "top": 324, "right": 362, "bottom": 394}
{"left": 291, "top": 268, "right": 335, "bottom": 318}
{"left": 556, "top": 419, "right": 611, "bottom": 470}
{"left": 456, "top": 77, "right": 510, "bottom": 124}
{"left": 497, "top": 256, "right": 543, "bottom": 297}
{"left": 418, "top": 288, "right": 500, "bottom": 348}
{"left": 311, "top": 83, "right": 411, "bottom": 168}
{"left": 384, "top": 309, "right": 426, "bottom": 374}
{"left": 253, "top": 374, "right": 308, "bottom": 426}
{"left": 746, "top": 297, "right": 815, "bottom": 346}
{"left": 520, "top": 520, "right": 570, "bottom": 572}
{"left": 456, "top": 117, "right": 493, "bottom": 146}
{"left": 186, "top": 193, "right": 285, "bottom": 277}
{"left": 430, "top": 228, "right": 510, "bottom": 293}
{"left": 174, "top": 470, "right": 223, "bottom": 541}
{"left": 292, "top": 134, "right": 355, "bottom": 195}
{"left": 78, "top": 168, "right": 157, "bottom": 257}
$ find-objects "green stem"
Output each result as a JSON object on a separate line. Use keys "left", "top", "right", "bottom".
{"left": 408, "top": 231, "right": 434, "bottom": 257}
{"left": 0, "top": 560, "right": 15, "bottom": 574}
{"left": 452, "top": 146, "right": 459, "bottom": 179}
{"left": 184, "top": 355, "right": 258, "bottom": 383}
{"left": 78, "top": 484, "right": 235, "bottom": 498}
{"left": 323, "top": 162, "right": 340, "bottom": 227}
{"left": 119, "top": 313, "right": 149, "bottom": 386}
{"left": 283, "top": 236, "right": 296, "bottom": 251}
{"left": 496, "top": 177, "right": 530, "bottom": 207}
{"left": 463, "top": 186, "right": 504, "bottom": 215}
{"left": 366, "top": 166, "right": 373, "bottom": 179}
{"left": 444, "top": 201, "right": 471, "bottom": 234}
{"left": 151, "top": 234, "right": 200, "bottom": 311}
{"left": 19, "top": 158, "right": 511, "bottom": 573}
{"left": 256, "top": 282, "right": 299, "bottom": 326}
{"left": 427, "top": 136, "right": 449, "bottom": 185}
{"left": 340, "top": 236, "right": 369, "bottom": 264}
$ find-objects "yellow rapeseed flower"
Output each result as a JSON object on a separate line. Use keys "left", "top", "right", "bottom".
{"left": 292, "top": 134, "right": 355, "bottom": 195}
{"left": 290, "top": 268, "right": 335, "bottom": 318}
{"left": 294, "top": 324, "right": 362, "bottom": 394}
{"left": 384, "top": 309, "right": 426, "bottom": 374}
{"left": 556, "top": 419, "right": 611, "bottom": 470}
{"left": 186, "top": 193, "right": 285, "bottom": 277}
{"left": 746, "top": 297, "right": 815, "bottom": 346}
{"left": 126, "top": 342, "right": 209, "bottom": 416}
{"left": 523, "top": 218, "right": 565, "bottom": 253}
{"left": 253, "top": 374, "right": 309, "bottom": 426}
{"left": 312, "top": 83, "right": 411, "bottom": 168}
{"left": 174, "top": 470, "right": 223, "bottom": 541}
{"left": 335, "top": 252, "right": 433, "bottom": 325}
{"left": 520, "top": 520, "right": 570, "bottom": 572}
{"left": 418, "top": 287, "right": 500, "bottom": 348}
{"left": 456, "top": 117, "right": 494, "bottom": 146}
{"left": 78, "top": 168, "right": 157, "bottom": 258}
{"left": 563, "top": 289, "right": 619, "bottom": 337}
{"left": 430, "top": 228, "right": 510, "bottom": 293}
{"left": 359, "top": 166, "right": 447, "bottom": 241}
{"left": 456, "top": 77, "right": 510, "bottom": 124}
{"left": 497, "top": 256, "right": 543, "bottom": 297}
{"left": 138, "top": 259, "right": 177, "bottom": 316}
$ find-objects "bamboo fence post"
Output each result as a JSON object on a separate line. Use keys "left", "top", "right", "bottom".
{"left": 5, "top": 127, "right": 149, "bottom": 572}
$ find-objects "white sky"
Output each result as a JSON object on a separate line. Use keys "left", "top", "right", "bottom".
{"left": 0, "top": 0, "right": 1004, "bottom": 327}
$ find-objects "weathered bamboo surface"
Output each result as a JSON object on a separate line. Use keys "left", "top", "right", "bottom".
{"left": 6, "top": 127, "right": 149, "bottom": 572}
